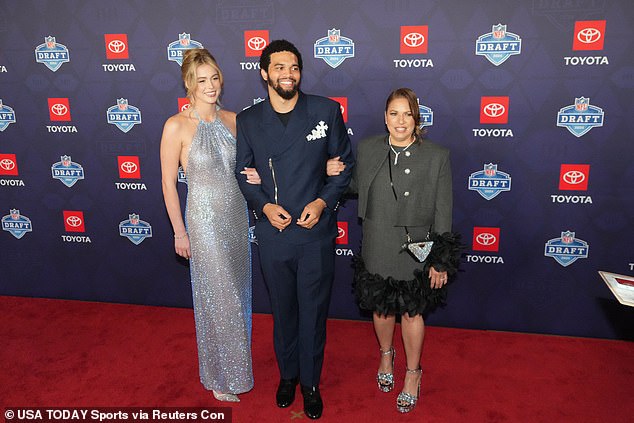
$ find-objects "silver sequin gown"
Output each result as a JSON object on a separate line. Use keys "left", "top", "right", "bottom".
{"left": 185, "top": 113, "right": 253, "bottom": 393}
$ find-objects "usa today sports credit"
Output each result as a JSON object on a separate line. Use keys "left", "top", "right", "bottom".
{"left": 3, "top": 408, "right": 231, "bottom": 422}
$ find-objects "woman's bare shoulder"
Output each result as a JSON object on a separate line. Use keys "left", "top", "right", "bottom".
{"left": 218, "top": 109, "right": 237, "bottom": 136}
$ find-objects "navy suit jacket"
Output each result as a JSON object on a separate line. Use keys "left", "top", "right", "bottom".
{"left": 235, "top": 92, "right": 354, "bottom": 244}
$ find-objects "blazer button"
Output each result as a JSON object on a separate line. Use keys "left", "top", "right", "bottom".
{"left": 405, "top": 151, "right": 411, "bottom": 157}
{"left": 403, "top": 191, "right": 410, "bottom": 197}
{"left": 404, "top": 168, "right": 411, "bottom": 174}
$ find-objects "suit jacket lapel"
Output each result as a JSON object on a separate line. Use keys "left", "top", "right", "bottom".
{"left": 260, "top": 98, "right": 285, "bottom": 156}
{"left": 261, "top": 92, "right": 313, "bottom": 158}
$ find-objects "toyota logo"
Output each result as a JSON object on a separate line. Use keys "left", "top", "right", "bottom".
{"left": 563, "top": 170, "right": 585, "bottom": 185}
{"left": 0, "top": 158, "right": 15, "bottom": 170}
{"left": 403, "top": 32, "right": 425, "bottom": 48}
{"left": 108, "top": 39, "right": 126, "bottom": 53}
{"left": 180, "top": 103, "right": 191, "bottom": 112}
{"left": 51, "top": 103, "right": 68, "bottom": 116}
{"left": 577, "top": 28, "right": 601, "bottom": 44}
{"left": 66, "top": 216, "right": 82, "bottom": 227}
{"left": 476, "top": 233, "right": 496, "bottom": 246}
{"left": 247, "top": 36, "right": 267, "bottom": 51}
{"left": 120, "top": 161, "right": 138, "bottom": 173}
{"left": 337, "top": 226, "right": 346, "bottom": 239}
{"left": 483, "top": 103, "right": 505, "bottom": 118}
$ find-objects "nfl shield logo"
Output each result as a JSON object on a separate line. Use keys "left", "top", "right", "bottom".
{"left": 179, "top": 33, "right": 191, "bottom": 46}
{"left": 328, "top": 29, "right": 340, "bottom": 43}
{"left": 493, "top": 24, "right": 506, "bottom": 38}
{"left": 484, "top": 164, "right": 496, "bottom": 176}
{"left": 575, "top": 98, "right": 589, "bottom": 111}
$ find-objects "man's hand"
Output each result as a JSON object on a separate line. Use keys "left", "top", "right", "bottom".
{"left": 263, "top": 203, "right": 291, "bottom": 231}
{"left": 297, "top": 198, "right": 327, "bottom": 229}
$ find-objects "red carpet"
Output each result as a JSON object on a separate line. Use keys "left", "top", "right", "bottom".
{"left": 1, "top": 296, "right": 632, "bottom": 422}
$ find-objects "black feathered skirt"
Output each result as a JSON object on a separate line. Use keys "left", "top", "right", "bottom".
{"left": 353, "top": 232, "right": 462, "bottom": 317}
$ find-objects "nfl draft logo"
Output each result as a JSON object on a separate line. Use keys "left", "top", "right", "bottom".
{"left": 248, "top": 225, "right": 257, "bottom": 244}
{"left": 167, "top": 33, "right": 203, "bottom": 66}
{"left": 35, "top": 36, "right": 70, "bottom": 71}
{"left": 51, "top": 155, "right": 85, "bottom": 187}
{"left": 475, "top": 24, "right": 522, "bottom": 66}
{"left": 314, "top": 29, "right": 355, "bottom": 68}
{"left": 418, "top": 102, "right": 433, "bottom": 128}
{"left": 468, "top": 163, "right": 511, "bottom": 200}
{"left": 107, "top": 99, "right": 142, "bottom": 133}
{"left": 2, "top": 209, "right": 32, "bottom": 239}
{"left": 0, "top": 100, "right": 17, "bottom": 131}
{"left": 557, "top": 97, "right": 604, "bottom": 137}
{"left": 119, "top": 213, "right": 152, "bottom": 245}
{"left": 544, "top": 231, "right": 589, "bottom": 267}
{"left": 177, "top": 165, "right": 187, "bottom": 184}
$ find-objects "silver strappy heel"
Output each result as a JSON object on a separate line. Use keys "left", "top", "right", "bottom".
{"left": 396, "top": 367, "right": 421, "bottom": 413}
{"left": 376, "top": 346, "right": 395, "bottom": 392}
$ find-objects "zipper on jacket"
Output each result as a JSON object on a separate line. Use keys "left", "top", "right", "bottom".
{"left": 269, "top": 158, "right": 278, "bottom": 205}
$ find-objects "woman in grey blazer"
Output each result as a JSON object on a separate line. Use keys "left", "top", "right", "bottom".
{"left": 347, "top": 88, "right": 460, "bottom": 413}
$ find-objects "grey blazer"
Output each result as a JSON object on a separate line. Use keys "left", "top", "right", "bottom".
{"left": 352, "top": 134, "right": 453, "bottom": 233}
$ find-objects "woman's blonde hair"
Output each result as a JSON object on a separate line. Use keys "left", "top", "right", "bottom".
{"left": 181, "top": 48, "right": 224, "bottom": 101}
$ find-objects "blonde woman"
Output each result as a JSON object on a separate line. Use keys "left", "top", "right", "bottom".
{"left": 160, "top": 49, "right": 254, "bottom": 402}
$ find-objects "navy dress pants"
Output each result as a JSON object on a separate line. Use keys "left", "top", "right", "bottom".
{"left": 258, "top": 235, "right": 335, "bottom": 387}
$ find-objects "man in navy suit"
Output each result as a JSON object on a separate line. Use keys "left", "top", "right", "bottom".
{"left": 235, "top": 40, "right": 353, "bottom": 419}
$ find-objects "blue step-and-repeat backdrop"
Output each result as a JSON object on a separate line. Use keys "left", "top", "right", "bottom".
{"left": 1, "top": 0, "right": 633, "bottom": 339}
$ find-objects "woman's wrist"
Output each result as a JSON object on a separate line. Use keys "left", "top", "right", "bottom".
{"left": 174, "top": 232, "right": 188, "bottom": 240}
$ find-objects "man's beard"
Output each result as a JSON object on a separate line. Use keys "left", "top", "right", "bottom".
{"left": 269, "top": 78, "right": 298, "bottom": 100}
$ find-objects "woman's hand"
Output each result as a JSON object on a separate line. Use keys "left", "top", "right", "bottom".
{"left": 174, "top": 234, "right": 191, "bottom": 259}
{"left": 240, "top": 167, "right": 261, "bottom": 184}
{"left": 429, "top": 267, "right": 448, "bottom": 289}
{"left": 326, "top": 156, "right": 345, "bottom": 176}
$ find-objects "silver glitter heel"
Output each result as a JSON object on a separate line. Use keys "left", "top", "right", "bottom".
{"left": 213, "top": 390, "right": 240, "bottom": 402}
{"left": 396, "top": 367, "right": 421, "bottom": 413}
{"left": 376, "top": 346, "right": 395, "bottom": 392}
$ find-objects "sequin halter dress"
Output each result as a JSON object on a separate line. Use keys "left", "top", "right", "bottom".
{"left": 185, "top": 110, "right": 253, "bottom": 393}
